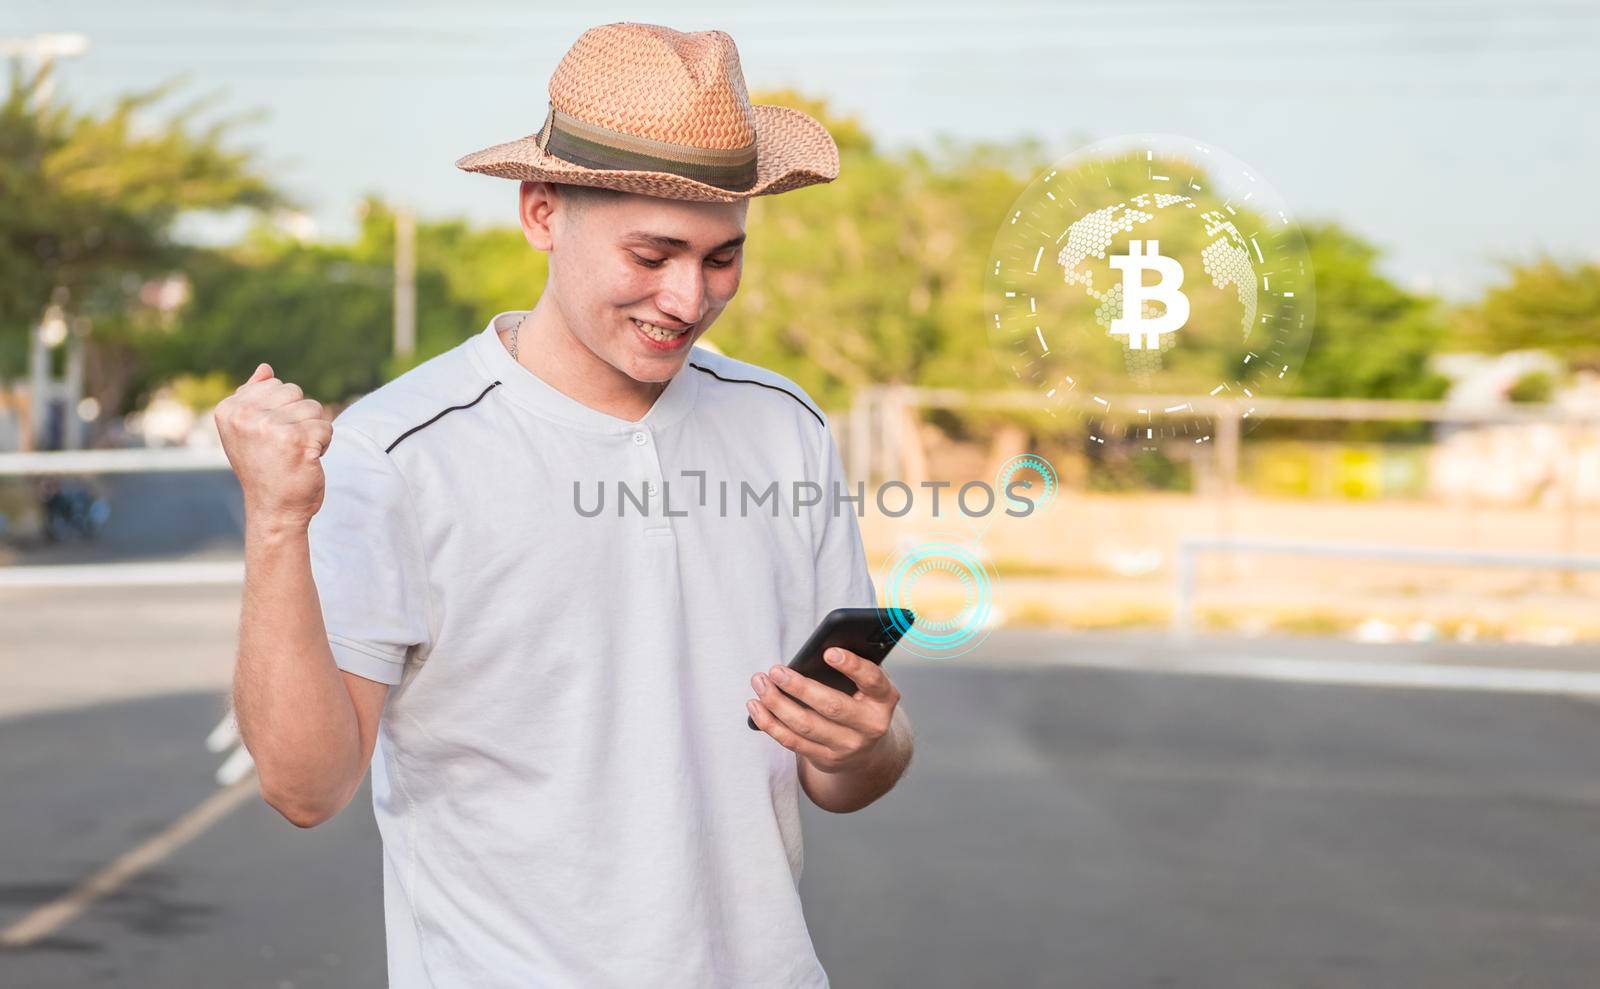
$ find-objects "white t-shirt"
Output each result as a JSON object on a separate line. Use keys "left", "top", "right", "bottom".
{"left": 306, "top": 309, "right": 877, "bottom": 988}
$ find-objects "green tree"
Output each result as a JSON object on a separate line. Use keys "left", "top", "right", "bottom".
{"left": 0, "top": 58, "right": 285, "bottom": 411}
{"left": 383, "top": 198, "right": 547, "bottom": 362}
{"left": 1454, "top": 258, "right": 1600, "bottom": 367}
{"left": 1289, "top": 223, "right": 1450, "bottom": 400}
{"left": 89, "top": 80, "right": 1466, "bottom": 425}
{"left": 710, "top": 91, "right": 1046, "bottom": 410}
{"left": 141, "top": 201, "right": 479, "bottom": 406}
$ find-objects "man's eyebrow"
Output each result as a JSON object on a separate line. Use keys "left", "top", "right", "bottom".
{"left": 622, "top": 232, "right": 746, "bottom": 252}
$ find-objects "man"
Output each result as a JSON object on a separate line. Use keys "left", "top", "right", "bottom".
{"left": 214, "top": 22, "right": 913, "bottom": 988}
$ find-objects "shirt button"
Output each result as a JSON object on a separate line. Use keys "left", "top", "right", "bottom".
{"left": 646, "top": 480, "right": 659, "bottom": 494}
{"left": 632, "top": 431, "right": 648, "bottom": 446}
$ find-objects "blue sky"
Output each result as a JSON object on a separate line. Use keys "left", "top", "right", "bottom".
{"left": 11, "top": 0, "right": 1598, "bottom": 300}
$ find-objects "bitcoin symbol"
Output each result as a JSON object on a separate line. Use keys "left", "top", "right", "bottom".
{"left": 1108, "top": 239, "right": 1190, "bottom": 350}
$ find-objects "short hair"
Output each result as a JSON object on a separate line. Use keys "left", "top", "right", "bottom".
{"left": 552, "top": 182, "right": 628, "bottom": 212}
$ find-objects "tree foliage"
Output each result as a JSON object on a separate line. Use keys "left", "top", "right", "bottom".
{"left": 0, "top": 58, "right": 285, "bottom": 395}
{"left": 1289, "top": 223, "right": 1450, "bottom": 400}
{"left": 7, "top": 69, "right": 1554, "bottom": 429}
{"left": 1453, "top": 258, "right": 1600, "bottom": 368}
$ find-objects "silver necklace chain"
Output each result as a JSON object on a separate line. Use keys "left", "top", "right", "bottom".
{"left": 510, "top": 312, "right": 528, "bottom": 362}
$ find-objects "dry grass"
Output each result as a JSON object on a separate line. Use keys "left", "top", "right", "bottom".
{"left": 861, "top": 491, "right": 1600, "bottom": 643}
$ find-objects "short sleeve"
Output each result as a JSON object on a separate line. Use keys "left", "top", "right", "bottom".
{"left": 810, "top": 417, "right": 878, "bottom": 626}
{"left": 307, "top": 420, "right": 434, "bottom": 685}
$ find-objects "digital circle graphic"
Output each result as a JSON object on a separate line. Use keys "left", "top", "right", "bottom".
{"left": 985, "top": 134, "right": 1315, "bottom": 446}
{"left": 882, "top": 539, "right": 996, "bottom": 659}
{"left": 995, "top": 454, "right": 1058, "bottom": 517}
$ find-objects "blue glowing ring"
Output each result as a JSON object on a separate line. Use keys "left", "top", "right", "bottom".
{"left": 996, "top": 454, "right": 1058, "bottom": 516}
{"left": 884, "top": 541, "right": 993, "bottom": 654}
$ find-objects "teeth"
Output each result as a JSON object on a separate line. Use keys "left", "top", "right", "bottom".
{"left": 632, "top": 318, "right": 689, "bottom": 342}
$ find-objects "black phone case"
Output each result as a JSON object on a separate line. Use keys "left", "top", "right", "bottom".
{"left": 747, "top": 607, "right": 915, "bottom": 730}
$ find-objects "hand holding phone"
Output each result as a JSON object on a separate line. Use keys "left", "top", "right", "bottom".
{"left": 747, "top": 607, "right": 916, "bottom": 731}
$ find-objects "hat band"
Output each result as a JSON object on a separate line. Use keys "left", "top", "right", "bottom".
{"left": 538, "top": 106, "right": 758, "bottom": 192}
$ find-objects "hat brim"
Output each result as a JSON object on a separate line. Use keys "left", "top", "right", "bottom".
{"left": 452, "top": 104, "right": 839, "bottom": 202}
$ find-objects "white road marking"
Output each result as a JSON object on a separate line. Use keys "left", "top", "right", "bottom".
{"left": 0, "top": 561, "right": 242, "bottom": 588}
{"left": 969, "top": 651, "right": 1600, "bottom": 698}
{"left": 0, "top": 775, "right": 259, "bottom": 949}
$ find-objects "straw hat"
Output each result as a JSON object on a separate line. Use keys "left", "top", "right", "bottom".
{"left": 454, "top": 22, "right": 840, "bottom": 203}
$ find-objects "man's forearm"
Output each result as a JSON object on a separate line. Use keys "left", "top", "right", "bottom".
{"left": 234, "top": 521, "right": 362, "bottom": 826}
{"left": 798, "top": 705, "right": 914, "bottom": 813}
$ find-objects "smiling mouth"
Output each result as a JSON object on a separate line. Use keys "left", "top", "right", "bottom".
{"left": 630, "top": 317, "right": 692, "bottom": 342}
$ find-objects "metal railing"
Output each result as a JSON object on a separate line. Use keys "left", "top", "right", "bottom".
{"left": 1172, "top": 537, "right": 1600, "bottom": 636}
{"left": 0, "top": 446, "right": 230, "bottom": 475}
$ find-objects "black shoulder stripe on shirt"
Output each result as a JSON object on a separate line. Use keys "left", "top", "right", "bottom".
{"left": 385, "top": 380, "right": 503, "bottom": 454}
{"left": 687, "top": 362, "right": 824, "bottom": 428}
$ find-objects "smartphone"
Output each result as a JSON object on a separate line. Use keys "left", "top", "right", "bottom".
{"left": 747, "top": 607, "right": 916, "bottom": 730}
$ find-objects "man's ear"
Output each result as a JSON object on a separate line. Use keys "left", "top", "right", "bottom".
{"left": 518, "top": 180, "right": 557, "bottom": 252}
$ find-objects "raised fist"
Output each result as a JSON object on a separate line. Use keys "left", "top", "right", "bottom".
{"left": 214, "top": 362, "right": 335, "bottom": 532}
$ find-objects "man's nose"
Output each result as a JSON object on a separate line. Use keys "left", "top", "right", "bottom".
{"left": 656, "top": 262, "right": 706, "bottom": 325}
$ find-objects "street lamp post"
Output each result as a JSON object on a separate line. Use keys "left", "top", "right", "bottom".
{"left": 3, "top": 34, "right": 90, "bottom": 451}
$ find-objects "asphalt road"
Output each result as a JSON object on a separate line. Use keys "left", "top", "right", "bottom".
{"left": 4, "top": 645, "right": 1600, "bottom": 988}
